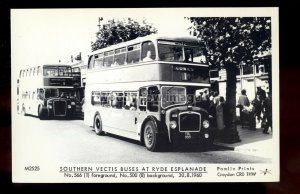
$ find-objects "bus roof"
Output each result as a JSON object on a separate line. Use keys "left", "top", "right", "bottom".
{"left": 91, "top": 34, "right": 199, "bottom": 54}
{"left": 43, "top": 64, "right": 71, "bottom": 67}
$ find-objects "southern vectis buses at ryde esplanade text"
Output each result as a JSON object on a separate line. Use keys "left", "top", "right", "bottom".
{"left": 84, "top": 34, "right": 213, "bottom": 151}
{"left": 18, "top": 64, "right": 81, "bottom": 119}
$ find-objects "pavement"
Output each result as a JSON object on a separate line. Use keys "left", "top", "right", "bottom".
{"left": 213, "top": 123, "right": 273, "bottom": 158}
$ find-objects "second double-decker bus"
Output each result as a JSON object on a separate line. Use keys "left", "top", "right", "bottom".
{"left": 84, "top": 34, "right": 213, "bottom": 151}
{"left": 18, "top": 64, "right": 79, "bottom": 119}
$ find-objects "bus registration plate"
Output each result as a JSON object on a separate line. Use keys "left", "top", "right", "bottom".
{"left": 185, "top": 132, "right": 191, "bottom": 139}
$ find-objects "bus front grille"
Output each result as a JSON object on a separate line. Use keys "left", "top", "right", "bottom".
{"left": 53, "top": 100, "right": 67, "bottom": 116}
{"left": 179, "top": 112, "right": 201, "bottom": 132}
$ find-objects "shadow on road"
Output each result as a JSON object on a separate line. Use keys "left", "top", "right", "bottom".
{"left": 21, "top": 114, "right": 83, "bottom": 121}
{"left": 97, "top": 131, "right": 232, "bottom": 153}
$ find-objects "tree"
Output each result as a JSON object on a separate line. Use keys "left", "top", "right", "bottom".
{"left": 187, "top": 17, "right": 271, "bottom": 143}
{"left": 91, "top": 18, "right": 157, "bottom": 51}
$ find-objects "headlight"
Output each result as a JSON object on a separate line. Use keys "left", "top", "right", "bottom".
{"left": 202, "top": 120, "right": 210, "bottom": 128}
{"left": 169, "top": 121, "right": 177, "bottom": 129}
{"left": 171, "top": 114, "right": 178, "bottom": 118}
{"left": 68, "top": 105, "right": 72, "bottom": 109}
{"left": 71, "top": 102, "right": 76, "bottom": 106}
{"left": 48, "top": 105, "right": 52, "bottom": 109}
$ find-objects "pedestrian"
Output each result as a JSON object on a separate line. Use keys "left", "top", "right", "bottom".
{"left": 252, "top": 94, "right": 263, "bottom": 126}
{"left": 213, "top": 91, "right": 220, "bottom": 105}
{"left": 208, "top": 94, "right": 216, "bottom": 129}
{"left": 262, "top": 92, "right": 272, "bottom": 134}
{"left": 202, "top": 89, "right": 210, "bottom": 111}
{"left": 248, "top": 100, "right": 256, "bottom": 130}
{"left": 237, "top": 89, "right": 250, "bottom": 128}
{"left": 257, "top": 87, "right": 266, "bottom": 101}
{"left": 216, "top": 96, "right": 225, "bottom": 132}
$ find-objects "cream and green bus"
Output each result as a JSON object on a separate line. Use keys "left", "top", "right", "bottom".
{"left": 18, "top": 64, "right": 80, "bottom": 119}
{"left": 84, "top": 34, "right": 214, "bottom": 151}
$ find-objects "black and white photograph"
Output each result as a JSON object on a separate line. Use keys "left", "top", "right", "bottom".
{"left": 11, "top": 8, "right": 279, "bottom": 182}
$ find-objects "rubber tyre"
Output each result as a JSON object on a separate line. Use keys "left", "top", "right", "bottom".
{"left": 94, "top": 114, "right": 104, "bottom": 135}
{"left": 38, "top": 106, "right": 45, "bottom": 120}
{"left": 144, "top": 120, "right": 160, "bottom": 152}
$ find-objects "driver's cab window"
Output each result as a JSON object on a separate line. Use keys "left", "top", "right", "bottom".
{"left": 147, "top": 86, "right": 159, "bottom": 112}
{"left": 37, "top": 89, "right": 44, "bottom": 100}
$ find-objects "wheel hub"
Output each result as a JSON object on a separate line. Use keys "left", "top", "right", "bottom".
{"left": 146, "top": 128, "right": 153, "bottom": 144}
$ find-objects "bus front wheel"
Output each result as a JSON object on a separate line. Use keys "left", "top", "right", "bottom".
{"left": 144, "top": 121, "right": 160, "bottom": 152}
{"left": 94, "top": 114, "right": 104, "bottom": 135}
{"left": 38, "top": 106, "right": 45, "bottom": 120}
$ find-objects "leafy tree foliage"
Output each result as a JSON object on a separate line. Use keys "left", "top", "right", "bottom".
{"left": 91, "top": 18, "right": 157, "bottom": 51}
{"left": 188, "top": 17, "right": 271, "bottom": 69}
{"left": 187, "top": 17, "right": 271, "bottom": 142}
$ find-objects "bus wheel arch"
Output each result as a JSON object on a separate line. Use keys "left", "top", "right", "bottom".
{"left": 94, "top": 112, "right": 104, "bottom": 135}
{"left": 141, "top": 116, "right": 160, "bottom": 152}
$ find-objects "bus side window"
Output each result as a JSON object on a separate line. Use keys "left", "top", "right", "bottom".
{"left": 123, "top": 92, "right": 137, "bottom": 111}
{"left": 139, "top": 88, "right": 147, "bottom": 111}
{"left": 100, "top": 92, "right": 110, "bottom": 107}
{"left": 91, "top": 91, "right": 101, "bottom": 105}
{"left": 111, "top": 92, "right": 123, "bottom": 109}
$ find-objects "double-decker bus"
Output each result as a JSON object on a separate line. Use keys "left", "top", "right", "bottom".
{"left": 84, "top": 34, "right": 213, "bottom": 151}
{"left": 18, "top": 64, "right": 79, "bottom": 119}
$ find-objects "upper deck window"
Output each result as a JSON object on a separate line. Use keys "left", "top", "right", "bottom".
{"left": 44, "top": 67, "right": 58, "bottom": 76}
{"left": 184, "top": 45, "right": 206, "bottom": 63}
{"left": 158, "top": 40, "right": 206, "bottom": 64}
{"left": 58, "top": 66, "right": 72, "bottom": 76}
{"left": 158, "top": 41, "right": 183, "bottom": 61}
{"left": 94, "top": 53, "right": 104, "bottom": 69}
{"left": 104, "top": 51, "right": 114, "bottom": 67}
{"left": 127, "top": 44, "right": 141, "bottom": 64}
{"left": 114, "top": 47, "right": 126, "bottom": 66}
{"left": 88, "top": 55, "right": 95, "bottom": 69}
{"left": 43, "top": 66, "right": 71, "bottom": 77}
{"left": 141, "top": 41, "right": 156, "bottom": 62}
{"left": 37, "top": 66, "right": 42, "bottom": 76}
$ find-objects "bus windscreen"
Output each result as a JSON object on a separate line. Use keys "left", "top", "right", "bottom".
{"left": 158, "top": 41, "right": 206, "bottom": 63}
